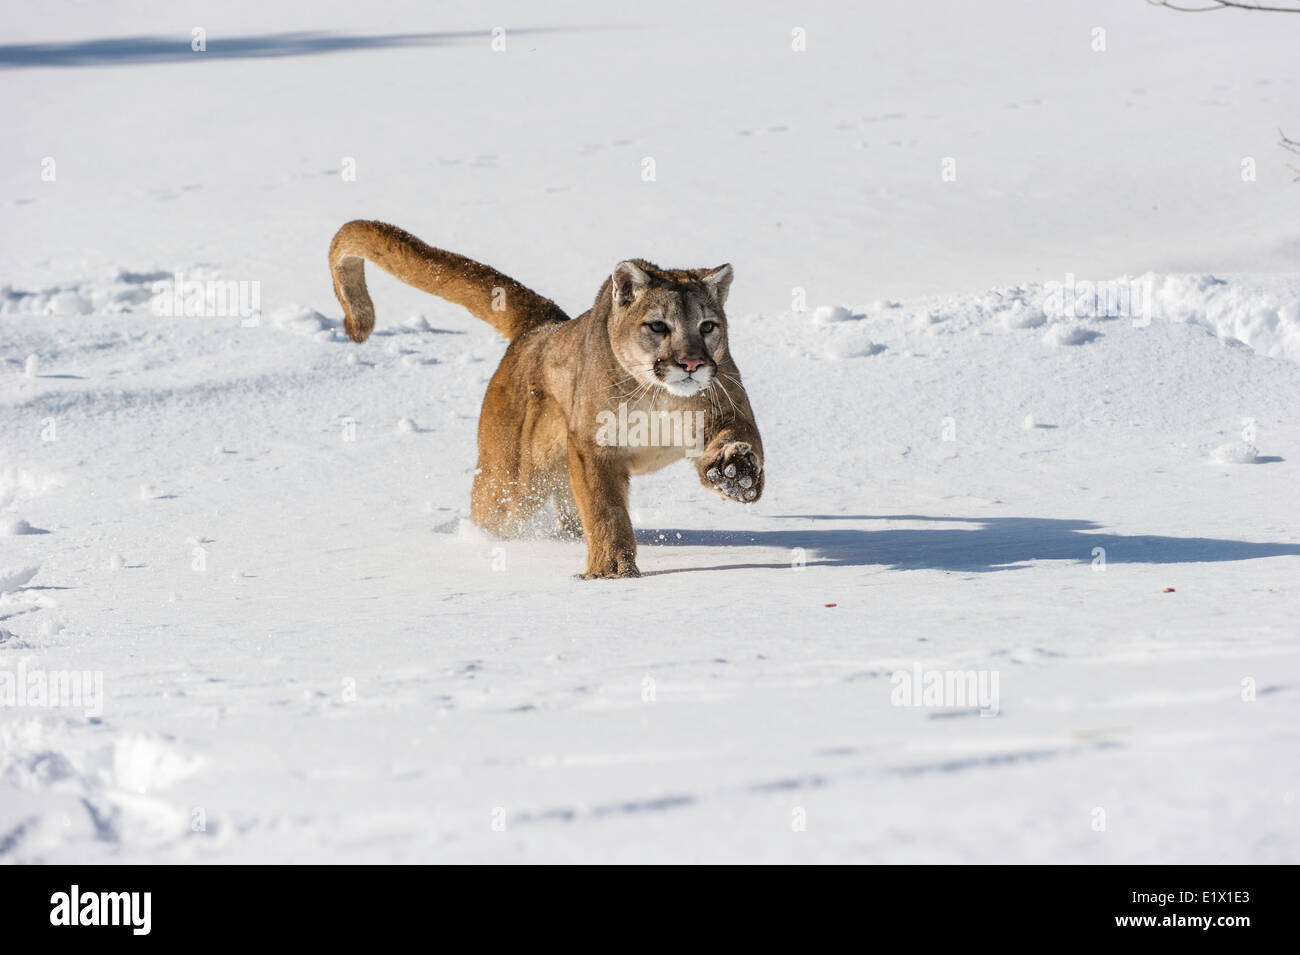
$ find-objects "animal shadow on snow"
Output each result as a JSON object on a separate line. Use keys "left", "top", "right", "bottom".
{"left": 0, "top": 29, "right": 565, "bottom": 69}
{"left": 635, "top": 515, "right": 1300, "bottom": 575}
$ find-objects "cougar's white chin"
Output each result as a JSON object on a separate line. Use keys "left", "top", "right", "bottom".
{"left": 661, "top": 376, "right": 706, "bottom": 398}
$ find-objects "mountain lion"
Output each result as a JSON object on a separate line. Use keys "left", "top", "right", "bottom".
{"left": 329, "top": 220, "right": 764, "bottom": 578}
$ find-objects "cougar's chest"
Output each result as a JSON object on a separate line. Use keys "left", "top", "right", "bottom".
{"left": 592, "top": 396, "right": 707, "bottom": 475}
{"left": 626, "top": 442, "right": 687, "bottom": 475}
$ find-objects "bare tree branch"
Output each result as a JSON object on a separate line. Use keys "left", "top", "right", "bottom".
{"left": 1146, "top": 0, "right": 1300, "bottom": 12}
{"left": 1151, "top": 4, "right": 1300, "bottom": 176}
{"left": 1281, "top": 130, "right": 1300, "bottom": 180}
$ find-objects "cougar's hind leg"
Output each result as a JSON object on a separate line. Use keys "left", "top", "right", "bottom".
{"left": 471, "top": 362, "right": 541, "bottom": 536}
{"left": 471, "top": 458, "right": 549, "bottom": 538}
{"left": 552, "top": 473, "right": 584, "bottom": 540}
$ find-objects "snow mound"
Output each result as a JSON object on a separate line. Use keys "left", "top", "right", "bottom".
{"left": 1209, "top": 441, "right": 1260, "bottom": 465}
{"left": 268, "top": 304, "right": 337, "bottom": 336}
{"left": 0, "top": 268, "right": 173, "bottom": 316}
{"left": 1043, "top": 325, "right": 1102, "bottom": 347}
{"left": 813, "top": 305, "right": 858, "bottom": 325}
{"left": 108, "top": 735, "right": 207, "bottom": 795}
{"left": 1002, "top": 301, "right": 1047, "bottom": 329}
{"left": 0, "top": 721, "right": 210, "bottom": 858}
{"left": 1149, "top": 274, "right": 1300, "bottom": 364}
{"left": 0, "top": 565, "right": 40, "bottom": 594}
{"left": 0, "top": 516, "right": 40, "bottom": 536}
{"left": 825, "top": 338, "right": 886, "bottom": 359}
{"left": 817, "top": 274, "right": 1300, "bottom": 364}
{"left": 0, "top": 284, "right": 93, "bottom": 316}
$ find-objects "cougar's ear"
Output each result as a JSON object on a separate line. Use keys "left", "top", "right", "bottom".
{"left": 612, "top": 261, "right": 651, "bottom": 306}
{"left": 701, "top": 263, "right": 733, "bottom": 308}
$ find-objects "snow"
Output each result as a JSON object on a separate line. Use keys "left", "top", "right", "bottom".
{"left": 1, "top": 0, "right": 1298, "bottom": 864}
{"left": 1150, "top": 273, "right": 1300, "bottom": 363}
{"left": 1209, "top": 440, "right": 1260, "bottom": 465}
{"left": 813, "top": 305, "right": 857, "bottom": 325}
{"left": 0, "top": 516, "right": 40, "bottom": 537}
{"left": 0, "top": 566, "right": 41, "bottom": 595}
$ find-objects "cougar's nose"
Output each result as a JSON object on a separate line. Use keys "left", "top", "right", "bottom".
{"left": 679, "top": 358, "right": 705, "bottom": 373}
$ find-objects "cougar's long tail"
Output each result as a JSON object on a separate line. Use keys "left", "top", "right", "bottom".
{"left": 328, "top": 220, "right": 569, "bottom": 342}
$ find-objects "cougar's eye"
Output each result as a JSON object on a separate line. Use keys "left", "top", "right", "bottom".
{"left": 700, "top": 320, "right": 718, "bottom": 335}
{"left": 646, "top": 321, "right": 669, "bottom": 334}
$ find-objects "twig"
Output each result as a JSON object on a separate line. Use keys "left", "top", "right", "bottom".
{"left": 1146, "top": 0, "right": 1300, "bottom": 12}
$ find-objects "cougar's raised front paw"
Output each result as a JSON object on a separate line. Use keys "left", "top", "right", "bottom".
{"left": 702, "top": 442, "right": 763, "bottom": 503}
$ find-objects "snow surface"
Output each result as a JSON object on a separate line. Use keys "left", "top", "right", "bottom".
{"left": 1, "top": 0, "right": 1298, "bottom": 863}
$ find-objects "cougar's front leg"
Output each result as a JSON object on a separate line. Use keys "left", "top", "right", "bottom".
{"left": 697, "top": 425, "right": 764, "bottom": 504}
{"left": 566, "top": 440, "right": 638, "bottom": 579}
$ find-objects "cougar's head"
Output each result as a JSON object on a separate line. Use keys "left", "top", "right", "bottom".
{"left": 607, "top": 259, "right": 734, "bottom": 398}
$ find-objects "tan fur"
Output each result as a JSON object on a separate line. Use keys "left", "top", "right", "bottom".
{"left": 329, "top": 219, "right": 765, "bottom": 578}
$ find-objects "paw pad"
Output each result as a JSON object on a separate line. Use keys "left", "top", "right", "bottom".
{"left": 703, "top": 444, "right": 762, "bottom": 502}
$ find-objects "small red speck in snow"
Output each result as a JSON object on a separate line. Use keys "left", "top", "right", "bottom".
{"left": 1162, "top": 587, "right": 1175, "bottom": 593}
{"left": 824, "top": 603, "right": 837, "bottom": 608}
